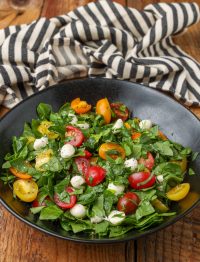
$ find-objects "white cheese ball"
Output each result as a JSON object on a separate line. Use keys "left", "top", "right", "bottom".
{"left": 139, "top": 120, "right": 152, "bottom": 130}
{"left": 69, "top": 113, "right": 78, "bottom": 125}
{"left": 70, "top": 204, "right": 86, "bottom": 218}
{"left": 107, "top": 183, "right": 125, "bottom": 195}
{"left": 70, "top": 175, "right": 85, "bottom": 189}
{"left": 157, "top": 175, "right": 164, "bottom": 183}
{"left": 33, "top": 137, "right": 48, "bottom": 150}
{"left": 124, "top": 158, "right": 138, "bottom": 171}
{"left": 60, "top": 144, "right": 75, "bottom": 158}
{"left": 112, "top": 119, "right": 123, "bottom": 133}
{"left": 90, "top": 215, "right": 104, "bottom": 224}
{"left": 108, "top": 210, "right": 125, "bottom": 225}
{"left": 76, "top": 123, "right": 90, "bottom": 129}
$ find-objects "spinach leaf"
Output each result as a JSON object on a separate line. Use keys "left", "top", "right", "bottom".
{"left": 37, "top": 103, "right": 52, "bottom": 120}
{"left": 135, "top": 200, "right": 155, "bottom": 220}
{"left": 39, "top": 205, "right": 63, "bottom": 220}
{"left": 152, "top": 141, "right": 173, "bottom": 156}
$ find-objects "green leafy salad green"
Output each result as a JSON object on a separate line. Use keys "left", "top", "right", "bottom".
{"left": 1, "top": 97, "right": 197, "bottom": 238}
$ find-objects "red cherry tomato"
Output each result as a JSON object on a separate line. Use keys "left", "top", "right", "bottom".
{"left": 117, "top": 192, "right": 140, "bottom": 215}
{"left": 65, "top": 126, "right": 84, "bottom": 147}
{"left": 128, "top": 172, "right": 156, "bottom": 190}
{"left": 110, "top": 102, "right": 129, "bottom": 121}
{"left": 75, "top": 157, "right": 90, "bottom": 175}
{"left": 139, "top": 152, "right": 155, "bottom": 171}
{"left": 32, "top": 196, "right": 50, "bottom": 207}
{"left": 54, "top": 187, "right": 77, "bottom": 209}
{"left": 84, "top": 150, "right": 92, "bottom": 158}
{"left": 85, "top": 166, "right": 106, "bottom": 186}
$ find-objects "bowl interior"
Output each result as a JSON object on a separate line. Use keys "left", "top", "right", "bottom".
{"left": 0, "top": 78, "right": 200, "bottom": 243}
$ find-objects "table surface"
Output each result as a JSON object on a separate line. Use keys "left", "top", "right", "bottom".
{"left": 0, "top": 1, "right": 200, "bottom": 261}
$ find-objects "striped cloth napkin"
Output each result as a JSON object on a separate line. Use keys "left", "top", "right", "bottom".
{"left": 0, "top": 0, "right": 200, "bottom": 108}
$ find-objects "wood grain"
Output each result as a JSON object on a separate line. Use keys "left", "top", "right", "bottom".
{"left": 0, "top": 0, "right": 200, "bottom": 262}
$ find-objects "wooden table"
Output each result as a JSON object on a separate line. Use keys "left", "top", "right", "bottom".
{"left": 0, "top": 1, "right": 200, "bottom": 261}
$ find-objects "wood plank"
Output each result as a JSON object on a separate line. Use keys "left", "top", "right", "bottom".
{"left": 0, "top": 205, "right": 134, "bottom": 262}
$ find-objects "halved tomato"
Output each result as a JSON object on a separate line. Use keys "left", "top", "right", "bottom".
{"left": 65, "top": 126, "right": 84, "bottom": 147}
{"left": 166, "top": 183, "right": 190, "bottom": 201}
{"left": 128, "top": 171, "right": 156, "bottom": 190}
{"left": 96, "top": 98, "right": 111, "bottom": 124}
{"left": 138, "top": 152, "right": 155, "bottom": 171}
{"left": 13, "top": 179, "right": 38, "bottom": 202}
{"left": 75, "top": 157, "right": 90, "bottom": 175}
{"left": 10, "top": 166, "right": 32, "bottom": 180}
{"left": 71, "top": 98, "right": 91, "bottom": 114}
{"left": 110, "top": 102, "right": 129, "bottom": 121}
{"left": 54, "top": 187, "right": 77, "bottom": 209}
{"left": 99, "top": 142, "right": 125, "bottom": 160}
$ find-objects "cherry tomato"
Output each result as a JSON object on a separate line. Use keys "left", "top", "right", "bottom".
{"left": 54, "top": 187, "right": 77, "bottom": 209}
{"left": 131, "top": 132, "right": 141, "bottom": 140}
{"left": 99, "top": 142, "right": 125, "bottom": 160}
{"left": 9, "top": 166, "right": 32, "bottom": 179}
{"left": 166, "top": 183, "right": 190, "bottom": 201}
{"left": 110, "top": 102, "right": 129, "bottom": 121}
{"left": 84, "top": 150, "right": 92, "bottom": 158}
{"left": 96, "top": 98, "right": 111, "bottom": 124}
{"left": 85, "top": 166, "right": 106, "bottom": 186}
{"left": 117, "top": 192, "right": 140, "bottom": 215}
{"left": 89, "top": 157, "right": 98, "bottom": 166}
{"left": 32, "top": 196, "right": 50, "bottom": 207}
{"left": 138, "top": 152, "right": 155, "bottom": 171}
{"left": 124, "top": 122, "right": 131, "bottom": 129}
{"left": 75, "top": 157, "right": 90, "bottom": 175}
{"left": 151, "top": 198, "right": 169, "bottom": 213}
{"left": 71, "top": 98, "right": 91, "bottom": 114}
{"left": 65, "top": 126, "right": 84, "bottom": 147}
{"left": 13, "top": 179, "right": 38, "bottom": 202}
{"left": 128, "top": 172, "right": 156, "bottom": 190}
{"left": 37, "top": 120, "right": 59, "bottom": 139}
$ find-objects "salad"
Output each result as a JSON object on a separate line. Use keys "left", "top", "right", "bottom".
{"left": 1, "top": 97, "right": 197, "bottom": 238}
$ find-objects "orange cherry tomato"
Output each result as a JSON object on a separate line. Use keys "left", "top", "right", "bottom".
{"left": 71, "top": 98, "right": 91, "bottom": 114}
{"left": 9, "top": 167, "right": 32, "bottom": 180}
{"left": 131, "top": 132, "right": 141, "bottom": 140}
{"left": 99, "top": 142, "right": 125, "bottom": 160}
{"left": 158, "top": 130, "right": 168, "bottom": 141}
{"left": 96, "top": 98, "right": 111, "bottom": 124}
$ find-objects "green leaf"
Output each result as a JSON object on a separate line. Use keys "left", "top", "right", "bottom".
{"left": 135, "top": 200, "right": 155, "bottom": 220}
{"left": 43, "top": 156, "right": 63, "bottom": 172}
{"left": 70, "top": 221, "right": 92, "bottom": 233}
{"left": 92, "top": 195, "right": 105, "bottom": 218}
{"left": 37, "top": 103, "right": 52, "bottom": 120}
{"left": 30, "top": 206, "right": 45, "bottom": 214}
{"left": 191, "top": 152, "right": 199, "bottom": 161}
{"left": 189, "top": 168, "right": 195, "bottom": 176}
{"left": 153, "top": 141, "right": 173, "bottom": 156}
{"left": 39, "top": 205, "right": 63, "bottom": 220}
{"left": 131, "top": 144, "right": 142, "bottom": 159}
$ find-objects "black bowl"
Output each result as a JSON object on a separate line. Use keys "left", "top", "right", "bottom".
{"left": 0, "top": 78, "right": 200, "bottom": 243}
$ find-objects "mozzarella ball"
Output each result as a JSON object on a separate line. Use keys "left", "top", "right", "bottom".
{"left": 33, "top": 137, "right": 48, "bottom": 150}
{"left": 70, "top": 204, "right": 86, "bottom": 218}
{"left": 60, "top": 144, "right": 75, "bottom": 158}
{"left": 69, "top": 113, "right": 78, "bottom": 124}
{"left": 112, "top": 119, "right": 123, "bottom": 133}
{"left": 124, "top": 158, "right": 138, "bottom": 171}
{"left": 108, "top": 183, "right": 125, "bottom": 195}
{"left": 157, "top": 175, "right": 164, "bottom": 183}
{"left": 139, "top": 120, "right": 152, "bottom": 130}
{"left": 70, "top": 176, "right": 85, "bottom": 189}
{"left": 108, "top": 210, "right": 125, "bottom": 225}
{"left": 76, "top": 123, "right": 90, "bottom": 129}
{"left": 90, "top": 215, "right": 104, "bottom": 224}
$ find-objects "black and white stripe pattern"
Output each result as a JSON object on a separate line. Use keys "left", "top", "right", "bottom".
{"left": 0, "top": 0, "right": 200, "bottom": 108}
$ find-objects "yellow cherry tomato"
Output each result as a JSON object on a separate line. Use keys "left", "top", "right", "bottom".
{"left": 13, "top": 179, "right": 38, "bottom": 202}
{"left": 166, "top": 183, "right": 190, "bottom": 201}
{"left": 71, "top": 98, "right": 91, "bottom": 114}
{"left": 38, "top": 121, "right": 59, "bottom": 139}
{"left": 35, "top": 149, "right": 53, "bottom": 171}
{"left": 9, "top": 167, "right": 32, "bottom": 180}
{"left": 99, "top": 142, "right": 125, "bottom": 160}
{"left": 171, "top": 158, "right": 187, "bottom": 173}
{"left": 124, "top": 122, "right": 131, "bottom": 129}
{"left": 96, "top": 98, "right": 111, "bottom": 124}
{"left": 151, "top": 198, "right": 169, "bottom": 213}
